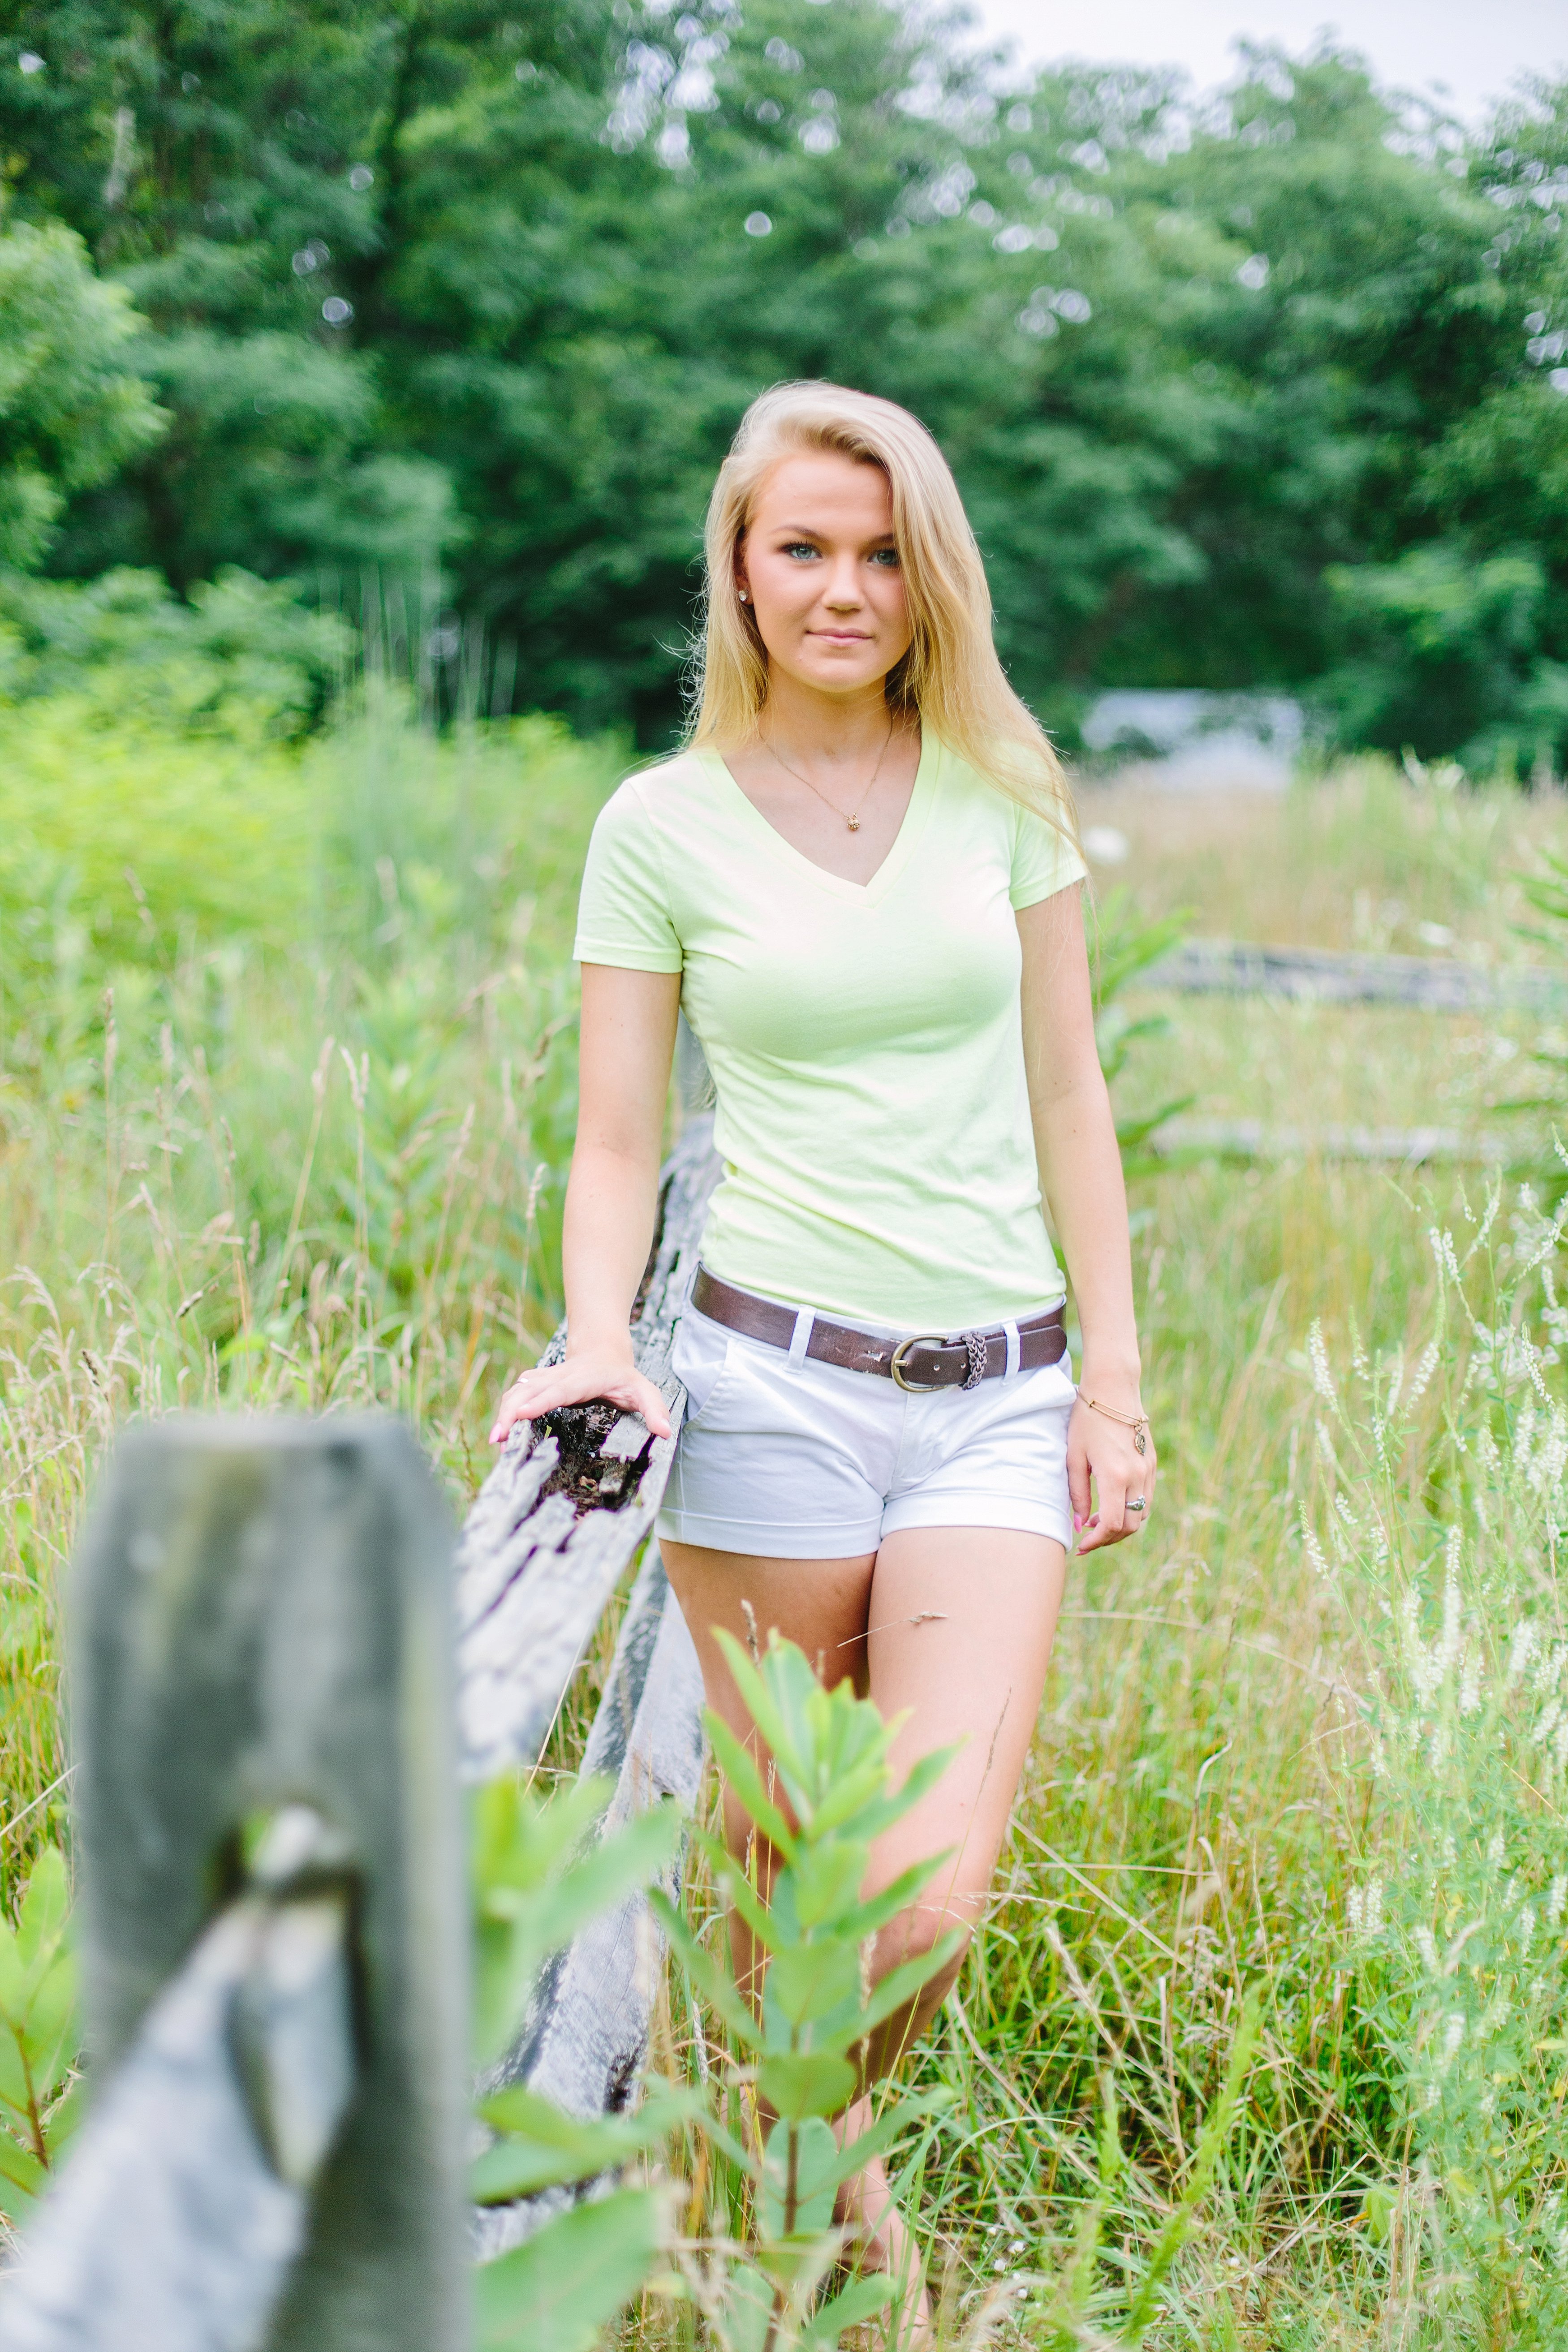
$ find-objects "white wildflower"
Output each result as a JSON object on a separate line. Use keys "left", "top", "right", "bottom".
{"left": 1429, "top": 1226, "right": 1464, "bottom": 1287}
{"left": 1534, "top": 1697, "right": 1563, "bottom": 1751}
{"left": 1474, "top": 1183, "right": 1501, "bottom": 1252}
{"left": 1415, "top": 1925, "right": 1439, "bottom": 1972}
{"left": 1298, "top": 1509, "right": 1331, "bottom": 1581}
{"left": 1459, "top": 1648, "right": 1482, "bottom": 1717}
{"left": 1400, "top": 1585, "right": 1422, "bottom": 1653}
{"left": 1513, "top": 1397, "right": 1537, "bottom": 1470}
{"left": 1554, "top": 1714, "right": 1568, "bottom": 1772}
{"left": 1404, "top": 1340, "right": 1441, "bottom": 1411}
{"left": 1486, "top": 1830, "right": 1507, "bottom": 1869}
{"left": 1440, "top": 2012, "right": 1465, "bottom": 2067}
{"left": 1548, "top": 1875, "right": 1566, "bottom": 1929}
{"left": 1383, "top": 1346, "right": 1405, "bottom": 1422}
{"left": 1434, "top": 1568, "right": 1462, "bottom": 1684}
{"left": 1507, "top": 1620, "right": 1539, "bottom": 1683}
{"left": 1307, "top": 1320, "right": 1337, "bottom": 1408}
{"left": 1517, "top": 1904, "right": 1536, "bottom": 1951}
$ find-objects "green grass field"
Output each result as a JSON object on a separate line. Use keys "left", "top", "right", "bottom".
{"left": 1, "top": 703, "right": 1564, "bottom": 2346}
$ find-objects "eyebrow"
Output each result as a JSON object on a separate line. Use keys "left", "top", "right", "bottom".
{"left": 770, "top": 521, "right": 898, "bottom": 543}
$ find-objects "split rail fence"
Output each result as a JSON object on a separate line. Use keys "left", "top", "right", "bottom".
{"left": 0, "top": 1063, "right": 723, "bottom": 2351}
{"left": 0, "top": 937, "right": 1559, "bottom": 2345}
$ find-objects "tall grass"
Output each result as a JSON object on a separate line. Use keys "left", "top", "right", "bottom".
{"left": 0, "top": 687, "right": 620, "bottom": 1899}
{"left": 2, "top": 710, "right": 1564, "bottom": 2342}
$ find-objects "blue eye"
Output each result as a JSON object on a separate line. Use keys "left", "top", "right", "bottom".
{"left": 781, "top": 541, "right": 820, "bottom": 560}
{"left": 869, "top": 548, "right": 900, "bottom": 568}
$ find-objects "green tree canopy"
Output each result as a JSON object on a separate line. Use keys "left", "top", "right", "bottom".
{"left": 0, "top": 218, "right": 163, "bottom": 568}
{"left": 1, "top": 0, "right": 1565, "bottom": 762}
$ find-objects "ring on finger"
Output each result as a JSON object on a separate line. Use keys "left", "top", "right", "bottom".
{"left": 1127, "top": 1496, "right": 1147, "bottom": 1514}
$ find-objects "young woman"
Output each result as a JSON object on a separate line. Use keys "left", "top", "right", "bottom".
{"left": 490, "top": 382, "right": 1154, "bottom": 2330}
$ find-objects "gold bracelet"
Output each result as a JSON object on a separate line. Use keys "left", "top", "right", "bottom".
{"left": 1077, "top": 1391, "right": 1151, "bottom": 1455}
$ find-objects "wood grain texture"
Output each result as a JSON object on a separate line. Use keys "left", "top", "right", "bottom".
{"left": 454, "top": 1108, "right": 721, "bottom": 1786}
{"left": 4, "top": 1418, "right": 467, "bottom": 2352}
{"left": 456, "top": 1089, "right": 721, "bottom": 2257}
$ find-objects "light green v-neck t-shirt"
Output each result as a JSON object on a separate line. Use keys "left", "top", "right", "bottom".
{"left": 572, "top": 734, "right": 1086, "bottom": 1330}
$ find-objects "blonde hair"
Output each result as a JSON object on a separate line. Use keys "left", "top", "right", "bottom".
{"left": 688, "top": 380, "right": 1077, "bottom": 838}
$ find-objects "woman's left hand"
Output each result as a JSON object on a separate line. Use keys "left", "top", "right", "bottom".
{"left": 1068, "top": 1387, "right": 1156, "bottom": 1553}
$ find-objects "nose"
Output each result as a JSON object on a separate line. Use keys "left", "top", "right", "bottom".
{"left": 821, "top": 553, "right": 866, "bottom": 609}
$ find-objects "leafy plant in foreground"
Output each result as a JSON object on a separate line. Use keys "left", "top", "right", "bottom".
{"left": 1090, "top": 887, "right": 1195, "bottom": 1176}
{"left": 0, "top": 1778, "right": 684, "bottom": 2350}
{"left": 0, "top": 1848, "right": 82, "bottom": 2225}
{"left": 657, "top": 1632, "right": 956, "bottom": 2352}
{"left": 469, "top": 1768, "right": 686, "bottom": 2352}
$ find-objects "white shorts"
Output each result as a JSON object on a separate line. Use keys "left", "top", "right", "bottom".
{"left": 657, "top": 1301, "right": 1075, "bottom": 1559}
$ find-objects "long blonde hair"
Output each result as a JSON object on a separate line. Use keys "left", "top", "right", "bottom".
{"left": 688, "top": 379, "right": 1077, "bottom": 837}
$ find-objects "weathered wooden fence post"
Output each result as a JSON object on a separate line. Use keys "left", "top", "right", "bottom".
{"left": 0, "top": 1060, "right": 725, "bottom": 2332}
{"left": 0, "top": 1417, "right": 468, "bottom": 2352}
{"left": 456, "top": 1075, "right": 720, "bottom": 2258}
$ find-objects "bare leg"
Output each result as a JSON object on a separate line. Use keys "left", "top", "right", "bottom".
{"left": 660, "top": 1527, "right": 1068, "bottom": 2341}
{"left": 659, "top": 1541, "right": 878, "bottom": 2002}
{"left": 824, "top": 1528, "right": 1067, "bottom": 2341}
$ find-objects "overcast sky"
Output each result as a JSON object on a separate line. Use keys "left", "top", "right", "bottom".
{"left": 959, "top": 0, "right": 1565, "bottom": 121}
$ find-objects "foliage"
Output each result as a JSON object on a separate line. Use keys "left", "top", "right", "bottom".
{"left": 1294, "top": 1188, "right": 1568, "bottom": 2345}
{"left": 3, "top": 719, "right": 1568, "bottom": 2332}
{"left": 0, "top": 219, "right": 163, "bottom": 570}
{"left": 1, "top": 1, "right": 1567, "bottom": 758}
{"left": 1089, "top": 887, "right": 1194, "bottom": 1174}
{"left": 472, "top": 1768, "right": 683, "bottom": 2071}
{"left": 657, "top": 1632, "right": 957, "bottom": 2348}
{"left": 0, "top": 563, "right": 349, "bottom": 729}
{"left": 0, "top": 1849, "right": 80, "bottom": 2226}
{"left": 470, "top": 1770, "right": 686, "bottom": 2352}
{"left": 1321, "top": 548, "right": 1566, "bottom": 779}
{"left": 1503, "top": 845, "right": 1568, "bottom": 1202}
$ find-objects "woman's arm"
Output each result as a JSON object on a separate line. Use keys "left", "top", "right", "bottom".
{"left": 1017, "top": 887, "right": 1155, "bottom": 1551}
{"left": 489, "top": 963, "right": 683, "bottom": 1445}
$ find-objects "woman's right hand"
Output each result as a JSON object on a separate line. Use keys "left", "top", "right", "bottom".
{"left": 487, "top": 1344, "right": 673, "bottom": 1448}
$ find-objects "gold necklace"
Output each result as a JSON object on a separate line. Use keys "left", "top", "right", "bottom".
{"left": 762, "top": 719, "right": 897, "bottom": 831}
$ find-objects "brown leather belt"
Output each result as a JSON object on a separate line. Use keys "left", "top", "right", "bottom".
{"left": 689, "top": 1266, "right": 1067, "bottom": 1393}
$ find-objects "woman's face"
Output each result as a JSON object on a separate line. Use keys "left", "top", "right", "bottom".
{"left": 737, "top": 451, "right": 913, "bottom": 702}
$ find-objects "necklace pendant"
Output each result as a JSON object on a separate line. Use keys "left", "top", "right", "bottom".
{"left": 847, "top": 816, "right": 860, "bottom": 831}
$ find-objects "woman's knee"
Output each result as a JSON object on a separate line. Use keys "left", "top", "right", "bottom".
{"left": 875, "top": 1899, "right": 973, "bottom": 2012}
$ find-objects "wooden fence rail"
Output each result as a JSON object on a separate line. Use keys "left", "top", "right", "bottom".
{"left": 0, "top": 1084, "right": 724, "bottom": 2347}
{"left": 1146, "top": 938, "right": 1565, "bottom": 1014}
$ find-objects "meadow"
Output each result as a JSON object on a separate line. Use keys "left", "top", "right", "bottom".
{"left": 0, "top": 695, "right": 1564, "bottom": 2348}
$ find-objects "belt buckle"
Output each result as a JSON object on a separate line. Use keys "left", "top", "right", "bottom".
{"left": 890, "top": 1334, "right": 948, "bottom": 1393}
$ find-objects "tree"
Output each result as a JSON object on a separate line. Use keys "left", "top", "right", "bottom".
{"left": 2, "top": 0, "right": 1565, "bottom": 762}
{"left": 0, "top": 219, "right": 163, "bottom": 569}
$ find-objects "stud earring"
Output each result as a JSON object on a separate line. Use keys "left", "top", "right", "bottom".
{"left": 738, "top": 588, "right": 749, "bottom": 602}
